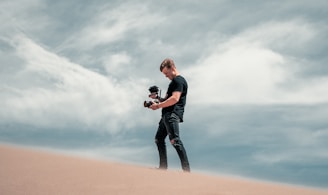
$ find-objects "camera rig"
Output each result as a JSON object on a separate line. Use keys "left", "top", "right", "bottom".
{"left": 144, "top": 85, "right": 161, "bottom": 107}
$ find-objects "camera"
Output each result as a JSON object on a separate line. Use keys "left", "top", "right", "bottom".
{"left": 144, "top": 85, "right": 161, "bottom": 108}
{"left": 144, "top": 101, "right": 154, "bottom": 108}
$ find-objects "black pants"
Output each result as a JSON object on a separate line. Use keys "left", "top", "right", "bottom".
{"left": 155, "top": 112, "right": 190, "bottom": 172}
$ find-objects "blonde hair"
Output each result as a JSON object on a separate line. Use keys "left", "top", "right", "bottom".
{"left": 160, "top": 58, "right": 175, "bottom": 72}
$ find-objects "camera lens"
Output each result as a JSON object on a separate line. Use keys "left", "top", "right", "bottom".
{"left": 143, "top": 101, "right": 153, "bottom": 107}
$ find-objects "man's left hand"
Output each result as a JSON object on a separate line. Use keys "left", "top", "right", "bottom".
{"left": 149, "top": 103, "right": 160, "bottom": 110}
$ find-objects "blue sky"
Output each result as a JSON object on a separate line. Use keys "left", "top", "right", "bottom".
{"left": 1, "top": 0, "right": 328, "bottom": 188}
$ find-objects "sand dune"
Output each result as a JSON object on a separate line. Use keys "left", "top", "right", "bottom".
{"left": 0, "top": 145, "right": 327, "bottom": 195}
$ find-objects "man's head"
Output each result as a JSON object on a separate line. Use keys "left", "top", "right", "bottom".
{"left": 160, "top": 58, "right": 178, "bottom": 80}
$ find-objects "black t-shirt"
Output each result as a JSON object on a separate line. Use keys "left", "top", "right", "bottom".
{"left": 162, "top": 75, "right": 188, "bottom": 122}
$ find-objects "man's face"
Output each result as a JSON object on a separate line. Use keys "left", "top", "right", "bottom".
{"left": 161, "top": 67, "right": 175, "bottom": 80}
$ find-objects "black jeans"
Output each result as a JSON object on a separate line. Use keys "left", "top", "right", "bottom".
{"left": 155, "top": 112, "right": 190, "bottom": 172}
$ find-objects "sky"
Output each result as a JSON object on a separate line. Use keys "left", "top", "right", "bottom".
{"left": 1, "top": 0, "right": 328, "bottom": 189}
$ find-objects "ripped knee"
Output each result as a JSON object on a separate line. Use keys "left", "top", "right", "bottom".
{"left": 170, "top": 138, "right": 183, "bottom": 148}
{"left": 170, "top": 139, "right": 175, "bottom": 145}
{"left": 170, "top": 138, "right": 181, "bottom": 146}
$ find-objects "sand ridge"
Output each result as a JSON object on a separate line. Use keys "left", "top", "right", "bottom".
{"left": 0, "top": 145, "right": 327, "bottom": 195}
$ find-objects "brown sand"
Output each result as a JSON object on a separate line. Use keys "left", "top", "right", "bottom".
{"left": 0, "top": 145, "right": 327, "bottom": 195}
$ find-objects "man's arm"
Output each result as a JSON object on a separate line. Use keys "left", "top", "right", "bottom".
{"left": 150, "top": 91, "right": 181, "bottom": 110}
{"left": 158, "top": 94, "right": 168, "bottom": 103}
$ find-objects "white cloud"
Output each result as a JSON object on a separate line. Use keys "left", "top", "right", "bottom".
{"left": 253, "top": 141, "right": 328, "bottom": 165}
{"left": 241, "top": 20, "right": 317, "bottom": 49}
{"left": 0, "top": 0, "right": 49, "bottom": 36}
{"left": 185, "top": 43, "right": 287, "bottom": 104}
{"left": 1, "top": 35, "right": 153, "bottom": 133}
{"left": 185, "top": 20, "right": 328, "bottom": 104}
{"left": 58, "top": 2, "right": 163, "bottom": 51}
{"left": 252, "top": 149, "right": 325, "bottom": 165}
{"left": 103, "top": 52, "right": 132, "bottom": 75}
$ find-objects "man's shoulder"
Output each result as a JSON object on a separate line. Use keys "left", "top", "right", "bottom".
{"left": 174, "top": 75, "right": 187, "bottom": 83}
{"left": 172, "top": 75, "right": 188, "bottom": 91}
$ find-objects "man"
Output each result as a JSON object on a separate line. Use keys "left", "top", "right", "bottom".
{"left": 149, "top": 58, "right": 190, "bottom": 172}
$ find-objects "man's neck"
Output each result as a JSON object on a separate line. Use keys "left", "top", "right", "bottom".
{"left": 174, "top": 70, "right": 180, "bottom": 78}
